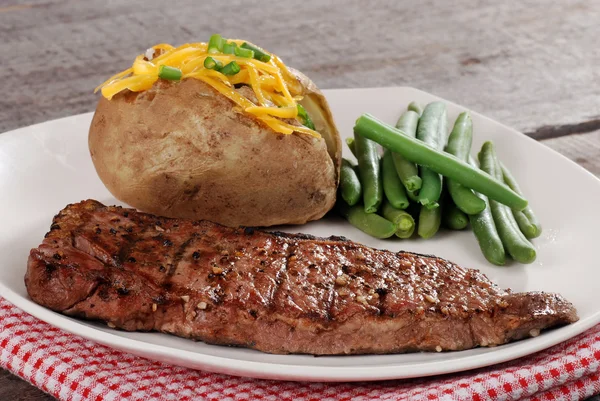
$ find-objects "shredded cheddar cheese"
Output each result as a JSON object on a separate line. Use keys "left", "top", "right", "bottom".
{"left": 247, "top": 66, "right": 268, "bottom": 106}
{"left": 100, "top": 75, "right": 158, "bottom": 99}
{"left": 95, "top": 39, "right": 320, "bottom": 138}
{"left": 246, "top": 106, "right": 298, "bottom": 119}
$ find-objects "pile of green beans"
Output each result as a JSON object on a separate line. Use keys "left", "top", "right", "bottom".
{"left": 337, "top": 101, "right": 541, "bottom": 265}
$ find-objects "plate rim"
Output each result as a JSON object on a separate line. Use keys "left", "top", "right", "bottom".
{"left": 1, "top": 85, "right": 599, "bottom": 382}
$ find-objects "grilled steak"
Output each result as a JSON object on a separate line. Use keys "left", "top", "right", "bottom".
{"left": 25, "top": 200, "right": 577, "bottom": 355}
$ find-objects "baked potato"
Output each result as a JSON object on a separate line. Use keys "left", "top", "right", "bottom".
{"left": 89, "top": 39, "right": 341, "bottom": 227}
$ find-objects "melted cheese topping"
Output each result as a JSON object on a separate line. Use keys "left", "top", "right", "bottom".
{"left": 95, "top": 41, "right": 320, "bottom": 138}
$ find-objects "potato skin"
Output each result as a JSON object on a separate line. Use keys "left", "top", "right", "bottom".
{"left": 289, "top": 67, "right": 342, "bottom": 177}
{"left": 89, "top": 78, "right": 338, "bottom": 227}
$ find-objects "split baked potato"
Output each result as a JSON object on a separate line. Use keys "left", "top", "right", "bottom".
{"left": 89, "top": 39, "right": 341, "bottom": 227}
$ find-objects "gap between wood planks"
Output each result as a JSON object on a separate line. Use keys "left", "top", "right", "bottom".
{"left": 526, "top": 118, "right": 600, "bottom": 140}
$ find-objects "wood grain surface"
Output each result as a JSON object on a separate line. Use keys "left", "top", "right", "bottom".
{"left": 1, "top": 0, "right": 599, "bottom": 399}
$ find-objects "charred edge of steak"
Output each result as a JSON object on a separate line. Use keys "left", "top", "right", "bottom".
{"left": 25, "top": 200, "right": 579, "bottom": 355}
{"left": 44, "top": 200, "right": 454, "bottom": 264}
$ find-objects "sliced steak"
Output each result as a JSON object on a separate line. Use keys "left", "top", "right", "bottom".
{"left": 25, "top": 200, "right": 578, "bottom": 355}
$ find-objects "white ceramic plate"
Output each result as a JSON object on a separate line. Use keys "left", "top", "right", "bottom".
{"left": 1, "top": 87, "right": 599, "bottom": 382}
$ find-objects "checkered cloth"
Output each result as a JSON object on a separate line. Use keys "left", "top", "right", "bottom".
{"left": 1, "top": 298, "right": 599, "bottom": 401}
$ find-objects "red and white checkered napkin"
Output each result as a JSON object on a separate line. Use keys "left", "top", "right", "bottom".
{"left": 2, "top": 297, "right": 600, "bottom": 401}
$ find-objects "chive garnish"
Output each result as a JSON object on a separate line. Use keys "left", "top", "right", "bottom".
{"left": 234, "top": 46, "right": 254, "bottom": 58}
{"left": 204, "top": 56, "right": 223, "bottom": 70}
{"left": 158, "top": 65, "right": 182, "bottom": 81}
{"left": 222, "top": 42, "right": 237, "bottom": 54}
{"left": 220, "top": 61, "right": 241, "bottom": 76}
{"left": 297, "top": 104, "right": 315, "bottom": 130}
{"left": 207, "top": 34, "right": 224, "bottom": 54}
{"left": 240, "top": 42, "right": 271, "bottom": 62}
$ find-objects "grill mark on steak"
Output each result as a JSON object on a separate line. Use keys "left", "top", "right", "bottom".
{"left": 324, "top": 282, "right": 336, "bottom": 321}
{"left": 168, "top": 237, "right": 195, "bottom": 278}
{"left": 117, "top": 212, "right": 155, "bottom": 266}
{"left": 116, "top": 234, "right": 138, "bottom": 268}
{"left": 25, "top": 200, "right": 579, "bottom": 355}
{"left": 268, "top": 243, "right": 292, "bottom": 316}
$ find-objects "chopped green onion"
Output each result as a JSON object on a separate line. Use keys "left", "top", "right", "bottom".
{"left": 241, "top": 42, "right": 271, "bottom": 62}
{"left": 158, "top": 65, "right": 182, "bottom": 81}
{"left": 208, "top": 34, "right": 224, "bottom": 54}
{"left": 297, "top": 104, "right": 315, "bottom": 130}
{"left": 234, "top": 46, "right": 254, "bottom": 58}
{"left": 220, "top": 61, "right": 241, "bottom": 76}
{"left": 222, "top": 42, "right": 237, "bottom": 54}
{"left": 204, "top": 56, "right": 223, "bottom": 70}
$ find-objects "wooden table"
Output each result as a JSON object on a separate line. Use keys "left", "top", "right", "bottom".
{"left": 1, "top": 0, "right": 599, "bottom": 399}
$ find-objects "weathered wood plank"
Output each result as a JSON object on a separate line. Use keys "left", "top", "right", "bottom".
{"left": 0, "top": 368, "right": 54, "bottom": 401}
{"left": 541, "top": 130, "right": 600, "bottom": 176}
{"left": 1, "top": 0, "right": 600, "bottom": 134}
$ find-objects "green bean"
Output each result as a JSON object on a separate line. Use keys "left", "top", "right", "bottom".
{"left": 447, "top": 177, "right": 486, "bottom": 213}
{"left": 416, "top": 102, "right": 447, "bottom": 209}
{"left": 478, "top": 142, "right": 536, "bottom": 264}
{"left": 443, "top": 201, "right": 469, "bottom": 230}
{"left": 353, "top": 114, "right": 528, "bottom": 211}
{"left": 339, "top": 159, "right": 362, "bottom": 206}
{"left": 381, "top": 150, "right": 409, "bottom": 209}
{"left": 346, "top": 137, "right": 357, "bottom": 158}
{"left": 467, "top": 156, "right": 506, "bottom": 265}
{"left": 354, "top": 132, "right": 383, "bottom": 213}
{"left": 407, "top": 101, "right": 423, "bottom": 115}
{"left": 381, "top": 200, "right": 415, "bottom": 238}
{"left": 338, "top": 202, "right": 396, "bottom": 239}
{"left": 500, "top": 162, "right": 542, "bottom": 238}
{"left": 345, "top": 140, "right": 363, "bottom": 192}
{"left": 393, "top": 108, "right": 421, "bottom": 200}
{"left": 513, "top": 210, "right": 539, "bottom": 239}
{"left": 444, "top": 112, "right": 486, "bottom": 214}
{"left": 418, "top": 204, "right": 442, "bottom": 239}
{"left": 392, "top": 110, "right": 422, "bottom": 192}
{"left": 406, "top": 188, "right": 419, "bottom": 202}
{"left": 418, "top": 168, "right": 441, "bottom": 209}
{"left": 469, "top": 195, "right": 506, "bottom": 265}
